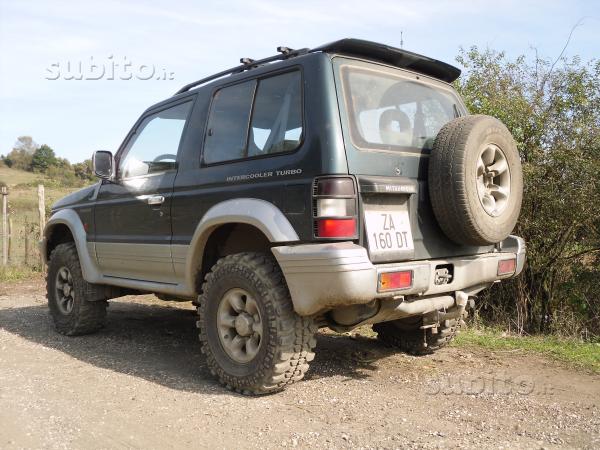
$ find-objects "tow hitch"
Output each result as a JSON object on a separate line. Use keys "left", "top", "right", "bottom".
{"left": 420, "top": 291, "right": 473, "bottom": 347}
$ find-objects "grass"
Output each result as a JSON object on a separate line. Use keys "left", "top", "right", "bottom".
{"left": 0, "top": 166, "right": 46, "bottom": 186}
{"left": 453, "top": 327, "right": 600, "bottom": 373}
{"left": 1, "top": 167, "right": 83, "bottom": 266}
{"left": 9, "top": 185, "right": 75, "bottom": 210}
{"left": 0, "top": 265, "right": 40, "bottom": 283}
{"left": 2, "top": 185, "right": 78, "bottom": 266}
{"left": 357, "top": 324, "right": 599, "bottom": 373}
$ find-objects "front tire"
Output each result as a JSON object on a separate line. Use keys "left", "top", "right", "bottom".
{"left": 46, "top": 242, "right": 108, "bottom": 336}
{"left": 197, "top": 252, "right": 317, "bottom": 395}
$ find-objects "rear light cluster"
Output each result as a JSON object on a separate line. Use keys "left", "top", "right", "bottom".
{"left": 313, "top": 177, "right": 358, "bottom": 239}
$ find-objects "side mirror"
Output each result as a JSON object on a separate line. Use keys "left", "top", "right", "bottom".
{"left": 92, "top": 150, "right": 113, "bottom": 179}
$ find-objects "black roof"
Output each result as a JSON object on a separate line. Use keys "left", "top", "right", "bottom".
{"left": 314, "top": 38, "right": 460, "bottom": 83}
{"left": 175, "top": 38, "right": 460, "bottom": 95}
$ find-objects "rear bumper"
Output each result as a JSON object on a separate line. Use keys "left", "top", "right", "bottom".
{"left": 272, "top": 235, "right": 526, "bottom": 316}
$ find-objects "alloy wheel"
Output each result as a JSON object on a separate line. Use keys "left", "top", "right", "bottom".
{"left": 476, "top": 143, "right": 511, "bottom": 217}
{"left": 55, "top": 267, "right": 75, "bottom": 314}
{"left": 216, "top": 288, "right": 264, "bottom": 363}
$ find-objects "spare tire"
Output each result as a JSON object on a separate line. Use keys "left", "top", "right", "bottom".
{"left": 428, "top": 115, "right": 523, "bottom": 246}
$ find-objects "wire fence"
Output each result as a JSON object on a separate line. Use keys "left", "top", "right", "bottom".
{"left": 1, "top": 185, "right": 46, "bottom": 270}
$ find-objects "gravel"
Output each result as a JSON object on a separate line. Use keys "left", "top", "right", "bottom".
{"left": 0, "top": 277, "right": 598, "bottom": 449}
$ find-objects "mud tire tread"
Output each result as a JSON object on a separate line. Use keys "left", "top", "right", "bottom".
{"left": 46, "top": 242, "right": 107, "bottom": 336}
{"left": 197, "top": 252, "right": 317, "bottom": 395}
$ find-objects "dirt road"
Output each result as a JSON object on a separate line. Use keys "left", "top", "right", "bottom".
{"left": 1, "top": 277, "right": 599, "bottom": 449}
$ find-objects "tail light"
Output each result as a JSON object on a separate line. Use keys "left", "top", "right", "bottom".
{"left": 497, "top": 258, "right": 516, "bottom": 276}
{"left": 379, "top": 270, "right": 413, "bottom": 291}
{"left": 313, "top": 177, "right": 358, "bottom": 239}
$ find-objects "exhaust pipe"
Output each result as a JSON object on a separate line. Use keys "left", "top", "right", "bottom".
{"left": 330, "top": 294, "right": 456, "bottom": 328}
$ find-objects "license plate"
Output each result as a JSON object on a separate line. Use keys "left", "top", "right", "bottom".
{"left": 365, "top": 209, "right": 414, "bottom": 261}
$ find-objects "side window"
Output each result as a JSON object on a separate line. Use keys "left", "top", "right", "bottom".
{"left": 203, "top": 81, "right": 255, "bottom": 164}
{"left": 119, "top": 101, "right": 192, "bottom": 178}
{"left": 248, "top": 71, "right": 302, "bottom": 157}
{"left": 203, "top": 70, "right": 303, "bottom": 164}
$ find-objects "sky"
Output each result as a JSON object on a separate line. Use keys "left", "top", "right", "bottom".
{"left": 0, "top": 0, "right": 598, "bottom": 163}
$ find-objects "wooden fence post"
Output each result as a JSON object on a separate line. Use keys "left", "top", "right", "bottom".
{"left": 8, "top": 215, "right": 12, "bottom": 263}
{"left": 1, "top": 186, "right": 7, "bottom": 266}
{"left": 38, "top": 184, "right": 45, "bottom": 237}
{"left": 38, "top": 184, "right": 45, "bottom": 266}
{"left": 24, "top": 223, "right": 29, "bottom": 267}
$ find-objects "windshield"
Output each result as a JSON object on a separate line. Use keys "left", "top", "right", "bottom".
{"left": 340, "top": 65, "right": 464, "bottom": 152}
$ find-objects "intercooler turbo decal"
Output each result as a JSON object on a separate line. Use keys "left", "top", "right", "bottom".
{"left": 226, "top": 168, "right": 302, "bottom": 182}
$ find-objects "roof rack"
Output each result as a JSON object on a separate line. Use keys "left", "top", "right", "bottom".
{"left": 174, "top": 39, "right": 461, "bottom": 96}
{"left": 174, "top": 47, "right": 309, "bottom": 95}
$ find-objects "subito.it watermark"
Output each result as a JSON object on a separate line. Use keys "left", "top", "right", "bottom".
{"left": 45, "top": 56, "right": 175, "bottom": 81}
{"left": 425, "top": 373, "right": 555, "bottom": 396}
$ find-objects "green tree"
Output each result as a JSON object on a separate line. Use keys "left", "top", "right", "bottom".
{"left": 455, "top": 47, "right": 600, "bottom": 337}
{"left": 72, "top": 159, "right": 95, "bottom": 181}
{"left": 31, "top": 144, "right": 58, "bottom": 172}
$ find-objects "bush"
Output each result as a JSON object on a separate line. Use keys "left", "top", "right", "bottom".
{"left": 456, "top": 48, "right": 600, "bottom": 339}
{"left": 31, "top": 145, "right": 58, "bottom": 172}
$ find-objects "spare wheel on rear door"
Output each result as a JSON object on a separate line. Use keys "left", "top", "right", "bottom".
{"left": 428, "top": 114, "right": 523, "bottom": 246}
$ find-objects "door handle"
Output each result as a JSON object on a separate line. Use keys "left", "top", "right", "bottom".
{"left": 146, "top": 195, "right": 165, "bottom": 206}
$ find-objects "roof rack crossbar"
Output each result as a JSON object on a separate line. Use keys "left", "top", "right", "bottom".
{"left": 174, "top": 47, "right": 309, "bottom": 95}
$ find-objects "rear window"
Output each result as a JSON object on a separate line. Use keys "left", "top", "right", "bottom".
{"left": 340, "top": 65, "right": 463, "bottom": 152}
{"left": 203, "top": 70, "right": 303, "bottom": 164}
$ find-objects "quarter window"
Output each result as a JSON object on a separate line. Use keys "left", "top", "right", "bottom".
{"left": 248, "top": 71, "right": 302, "bottom": 157}
{"left": 203, "top": 70, "right": 303, "bottom": 164}
{"left": 203, "top": 81, "right": 255, "bottom": 164}
{"left": 119, "top": 101, "right": 192, "bottom": 178}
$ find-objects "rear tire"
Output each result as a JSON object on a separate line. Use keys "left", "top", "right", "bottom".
{"left": 373, "top": 316, "right": 459, "bottom": 355}
{"left": 46, "top": 242, "right": 108, "bottom": 336}
{"left": 197, "top": 252, "right": 317, "bottom": 395}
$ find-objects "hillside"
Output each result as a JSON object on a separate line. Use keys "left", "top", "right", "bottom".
{"left": 0, "top": 166, "right": 83, "bottom": 211}
{"left": 0, "top": 166, "right": 47, "bottom": 187}
{"left": 0, "top": 166, "right": 83, "bottom": 267}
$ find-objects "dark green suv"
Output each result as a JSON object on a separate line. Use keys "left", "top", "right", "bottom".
{"left": 42, "top": 39, "right": 525, "bottom": 394}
